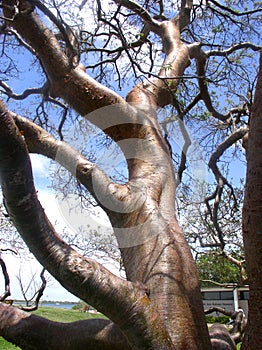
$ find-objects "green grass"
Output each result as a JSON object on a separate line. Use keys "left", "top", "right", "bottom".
{"left": 0, "top": 337, "right": 18, "bottom": 350}
{"left": 0, "top": 307, "right": 106, "bottom": 349}
{"left": 33, "top": 306, "right": 107, "bottom": 322}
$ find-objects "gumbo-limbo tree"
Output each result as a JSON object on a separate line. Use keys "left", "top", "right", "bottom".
{"left": 0, "top": 0, "right": 261, "bottom": 349}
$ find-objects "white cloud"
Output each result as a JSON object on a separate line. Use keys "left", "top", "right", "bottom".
{"left": 30, "top": 154, "right": 51, "bottom": 177}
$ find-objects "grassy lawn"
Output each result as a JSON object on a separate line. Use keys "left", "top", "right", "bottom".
{"left": 0, "top": 307, "right": 106, "bottom": 349}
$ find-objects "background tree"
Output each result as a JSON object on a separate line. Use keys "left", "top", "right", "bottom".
{"left": 196, "top": 249, "right": 246, "bottom": 287}
{"left": 0, "top": 0, "right": 261, "bottom": 349}
{"left": 16, "top": 267, "right": 47, "bottom": 311}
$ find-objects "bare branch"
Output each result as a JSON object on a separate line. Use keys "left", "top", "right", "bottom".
{"left": 0, "top": 248, "right": 17, "bottom": 255}
{"left": 201, "top": 280, "right": 237, "bottom": 288}
{"left": 205, "top": 306, "right": 236, "bottom": 316}
{"left": 208, "top": 127, "right": 248, "bottom": 180}
{"left": 206, "top": 127, "right": 248, "bottom": 248}
{"left": 20, "top": 268, "right": 47, "bottom": 311}
{"left": 162, "top": 102, "right": 192, "bottom": 183}
{"left": 0, "top": 26, "right": 35, "bottom": 54}
{"left": 0, "top": 80, "right": 46, "bottom": 100}
{"left": 0, "top": 257, "right": 11, "bottom": 302}
{"left": 207, "top": 42, "right": 262, "bottom": 58}
{"left": 221, "top": 251, "right": 244, "bottom": 267}
{"left": 112, "top": 0, "right": 161, "bottom": 30}
{"left": 209, "top": 0, "right": 262, "bottom": 17}
{"left": 222, "top": 251, "right": 247, "bottom": 285}
{"left": 189, "top": 46, "right": 228, "bottom": 121}
{"left": 189, "top": 43, "right": 254, "bottom": 122}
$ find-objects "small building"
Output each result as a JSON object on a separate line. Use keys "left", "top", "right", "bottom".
{"left": 201, "top": 285, "right": 249, "bottom": 316}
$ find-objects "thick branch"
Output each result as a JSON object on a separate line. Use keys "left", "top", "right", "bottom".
{"left": 221, "top": 252, "right": 247, "bottom": 284}
{"left": 230, "top": 311, "right": 246, "bottom": 344}
{"left": 32, "top": 0, "right": 78, "bottom": 64}
{"left": 206, "top": 308, "right": 246, "bottom": 344}
{"left": 173, "top": 0, "right": 193, "bottom": 31}
{"left": 12, "top": 113, "right": 114, "bottom": 205}
{"left": 205, "top": 306, "right": 236, "bottom": 317}
{"left": 221, "top": 251, "right": 244, "bottom": 268}
{"left": 0, "top": 302, "right": 130, "bottom": 350}
{"left": 2, "top": 0, "right": 128, "bottom": 124}
{"left": 12, "top": 113, "right": 151, "bottom": 217}
{"left": 126, "top": 21, "right": 191, "bottom": 108}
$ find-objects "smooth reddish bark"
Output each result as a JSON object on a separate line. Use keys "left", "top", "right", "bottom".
{"left": 242, "top": 52, "right": 262, "bottom": 349}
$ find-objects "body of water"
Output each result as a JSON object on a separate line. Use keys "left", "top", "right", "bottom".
{"left": 13, "top": 301, "right": 78, "bottom": 309}
{"left": 41, "top": 302, "right": 77, "bottom": 309}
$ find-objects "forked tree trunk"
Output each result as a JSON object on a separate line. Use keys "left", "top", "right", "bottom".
{"left": 242, "top": 52, "right": 262, "bottom": 349}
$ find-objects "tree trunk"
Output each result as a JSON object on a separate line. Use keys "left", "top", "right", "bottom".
{"left": 242, "top": 52, "right": 262, "bottom": 349}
